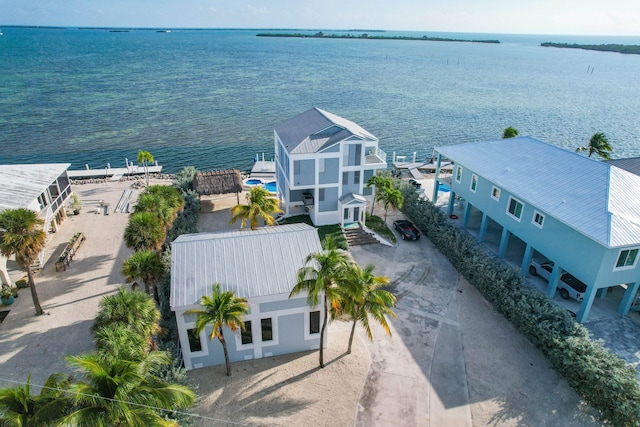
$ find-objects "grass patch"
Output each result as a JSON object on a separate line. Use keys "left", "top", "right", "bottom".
{"left": 365, "top": 214, "right": 397, "bottom": 244}
{"left": 278, "top": 215, "right": 348, "bottom": 250}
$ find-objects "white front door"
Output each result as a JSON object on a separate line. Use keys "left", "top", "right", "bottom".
{"left": 344, "top": 207, "right": 352, "bottom": 223}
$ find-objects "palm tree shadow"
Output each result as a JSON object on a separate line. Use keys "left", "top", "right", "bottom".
{"left": 189, "top": 349, "right": 357, "bottom": 425}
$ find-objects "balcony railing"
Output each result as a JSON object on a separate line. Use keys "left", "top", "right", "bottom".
{"left": 365, "top": 147, "right": 387, "bottom": 165}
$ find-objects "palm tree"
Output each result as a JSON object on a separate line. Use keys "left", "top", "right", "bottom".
{"left": 62, "top": 351, "right": 195, "bottom": 426}
{"left": 94, "top": 323, "right": 148, "bottom": 362}
{"left": 378, "top": 187, "right": 404, "bottom": 224}
{"left": 576, "top": 132, "right": 613, "bottom": 160}
{"left": 145, "top": 185, "right": 185, "bottom": 214}
{"left": 229, "top": 186, "right": 282, "bottom": 230}
{"left": 92, "top": 288, "right": 161, "bottom": 352}
{"left": 187, "top": 284, "right": 249, "bottom": 376}
{"left": 122, "top": 250, "right": 165, "bottom": 302}
{"left": 0, "top": 372, "right": 72, "bottom": 426}
{"left": 134, "top": 193, "right": 174, "bottom": 229}
{"left": 502, "top": 126, "right": 519, "bottom": 138}
{"left": 0, "top": 208, "right": 46, "bottom": 315}
{"left": 290, "top": 237, "right": 351, "bottom": 368}
{"left": 341, "top": 263, "right": 396, "bottom": 354}
{"left": 124, "top": 212, "right": 165, "bottom": 252}
{"left": 137, "top": 150, "right": 155, "bottom": 186}
{"left": 366, "top": 175, "right": 393, "bottom": 215}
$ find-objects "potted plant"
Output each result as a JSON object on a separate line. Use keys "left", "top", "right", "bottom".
{"left": 15, "top": 278, "right": 29, "bottom": 289}
{"left": 1, "top": 285, "right": 14, "bottom": 306}
{"left": 70, "top": 192, "right": 82, "bottom": 215}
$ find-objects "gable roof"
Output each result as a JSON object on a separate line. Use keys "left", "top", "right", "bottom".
{"left": 275, "top": 108, "right": 376, "bottom": 155}
{"left": 192, "top": 169, "right": 243, "bottom": 196}
{"left": 436, "top": 137, "right": 640, "bottom": 248}
{"left": 170, "top": 223, "right": 323, "bottom": 308}
{"left": 0, "top": 163, "right": 70, "bottom": 212}
{"left": 606, "top": 157, "right": 640, "bottom": 176}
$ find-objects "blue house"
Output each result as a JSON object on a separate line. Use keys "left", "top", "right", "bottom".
{"left": 433, "top": 137, "right": 640, "bottom": 323}
{"left": 274, "top": 108, "right": 387, "bottom": 226}
{"left": 170, "top": 223, "right": 325, "bottom": 370}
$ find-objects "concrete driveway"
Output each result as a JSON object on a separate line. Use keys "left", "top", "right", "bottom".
{"left": 351, "top": 209, "right": 600, "bottom": 426}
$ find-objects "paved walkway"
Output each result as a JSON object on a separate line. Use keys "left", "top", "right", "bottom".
{"left": 0, "top": 181, "right": 138, "bottom": 387}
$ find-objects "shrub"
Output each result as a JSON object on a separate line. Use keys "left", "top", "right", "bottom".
{"left": 399, "top": 184, "right": 640, "bottom": 425}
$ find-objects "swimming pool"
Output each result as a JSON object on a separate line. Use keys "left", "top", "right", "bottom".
{"left": 244, "top": 178, "right": 264, "bottom": 188}
{"left": 263, "top": 181, "right": 277, "bottom": 193}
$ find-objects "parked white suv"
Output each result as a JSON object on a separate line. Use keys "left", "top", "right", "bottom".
{"left": 529, "top": 259, "right": 586, "bottom": 301}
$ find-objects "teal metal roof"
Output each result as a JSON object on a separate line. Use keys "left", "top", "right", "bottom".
{"left": 436, "top": 137, "right": 640, "bottom": 248}
{"left": 170, "top": 223, "right": 323, "bottom": 308}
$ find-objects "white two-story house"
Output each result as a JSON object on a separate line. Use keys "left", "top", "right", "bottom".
{"left": 274, "top": 108, "right": 387, "bottom": 226}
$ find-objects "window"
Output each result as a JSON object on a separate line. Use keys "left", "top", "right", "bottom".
{"left": 319, "top": 188, "right": 325, "bottom": 202}
{"left": 455, "top": 166, "right": 463, "bottom": 183}
{"left": 319, "top": 158, "right": 325, "bottom": 173}
{"left": 261, "top": 318, "right": 273, "bottom": 341}
{"left": 470, "top": 174, "right": 478, "bottom": 192}
{"left": 309, "top": 311, "right": 320, "bottom": 334}
{"left": 187, "top": 328, "right": 202, "bottom": 352}
{"left": 615, "top": 249, "right": 639, "bottom": 270}
{"left": 491, "top": 186, "right": 500, "bottom": 201}
{"left": 532, "top": 211, "right": 545, "bottom": 228}
{"left": 342, "top": 172, "right": 349, "bottom": 184}
{"left": 507, "top": 196, "right": 524, "bottom": 220}
{"left": 344, "top": 208, "right": 349, "bottom": 220}
{"left": 354, "top": 171, "right": 360, "bottom": 185}
{"left": 241, "top": 321, "right": 253, "bottom": 345}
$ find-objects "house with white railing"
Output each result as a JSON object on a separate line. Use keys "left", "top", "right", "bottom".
{"left": 0, "top": 163, "right": 72, "bottom": 285}
{"left": 274, "top": 108, "right": 387, "bottom": 226}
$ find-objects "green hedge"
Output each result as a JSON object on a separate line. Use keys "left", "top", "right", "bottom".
{"left": 158, "top": 170, "right": 201, "bottom": 346}
{"left": 399, "top": 183, "right": 640, "bottom": 426}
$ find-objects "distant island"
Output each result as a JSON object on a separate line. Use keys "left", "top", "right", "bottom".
{"left": 541, "top": 42, "right": 640, "bottom": 55}
{"left": 257, "top": 32, "right": 500, "bottom": 44}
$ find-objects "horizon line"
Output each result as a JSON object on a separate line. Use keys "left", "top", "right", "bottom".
{"left": 1, "top": 25, "right": 639, "bottom": 38}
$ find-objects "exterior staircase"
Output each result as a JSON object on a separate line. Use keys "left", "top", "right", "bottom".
{"left": 343, "top": 226, "right": 379, "bottom": 246}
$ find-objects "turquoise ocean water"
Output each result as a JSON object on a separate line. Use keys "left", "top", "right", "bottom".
{"left": 1, "top": 27, "right": 640, "bottom": 173}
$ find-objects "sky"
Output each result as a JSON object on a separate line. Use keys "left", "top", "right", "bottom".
{"left": 3, "top": 0, "right": 640, "bottom": 36}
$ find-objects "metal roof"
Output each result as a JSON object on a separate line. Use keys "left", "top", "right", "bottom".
{"left": 606, "top": 157, "right": 640, "bottom": 176}
{"left": 275, "top": 108, "right": 377, "bottom": 155}
{"left": 436, "top": 137, "right": 640, "bottom": 248}
{"left": 170, "top": 223, "right": 323, "bottom": 308}
{"left": 0, "top": 163, "right": 70, "bottom": 212}
{"left": 339, "top": 192, "right": 367, "bottom": 205}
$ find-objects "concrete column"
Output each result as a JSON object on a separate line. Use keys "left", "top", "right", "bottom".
{"left": 432, "top": 154, "right": 443, "bottom": 202}
{"left": 520, "top": 244, "right": 534, "bottom": 276}
{"left": 462, "top": 202, "right": 471, "bottom": 229}
{"left": 576, "top": 285, "right": 598, "bottom": 323}
{"left": 498, "top": 228, "right": 510, "bottom": 258}
{"left": 447, "top": 192, "right": 455, "bottom": 216}
{"left": 595, "top": 288, "right": 607, "bottom": 299}
{"left": 546, "top": 264, "right": 562, "bottom": 298}
{"left": 479, "top": 213, "right": 488, "bottom": 242}
{"left": 0, "top": 255, "right": 11, "bottom": 286}
{"left": 618, "top": 281, "right": 640, "bottom": 316}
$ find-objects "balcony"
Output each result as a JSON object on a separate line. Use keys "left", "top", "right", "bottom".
{"left": 365, "top": 147, "right": 387, "bottom": 166}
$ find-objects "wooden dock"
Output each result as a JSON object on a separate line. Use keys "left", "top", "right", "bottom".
{"left": 67, "top": 165, "right": 163, "bottom": 180}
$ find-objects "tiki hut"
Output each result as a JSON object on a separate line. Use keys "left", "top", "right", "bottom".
{"left": 193, "top": 169, "right": 244, "bottom": 204}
